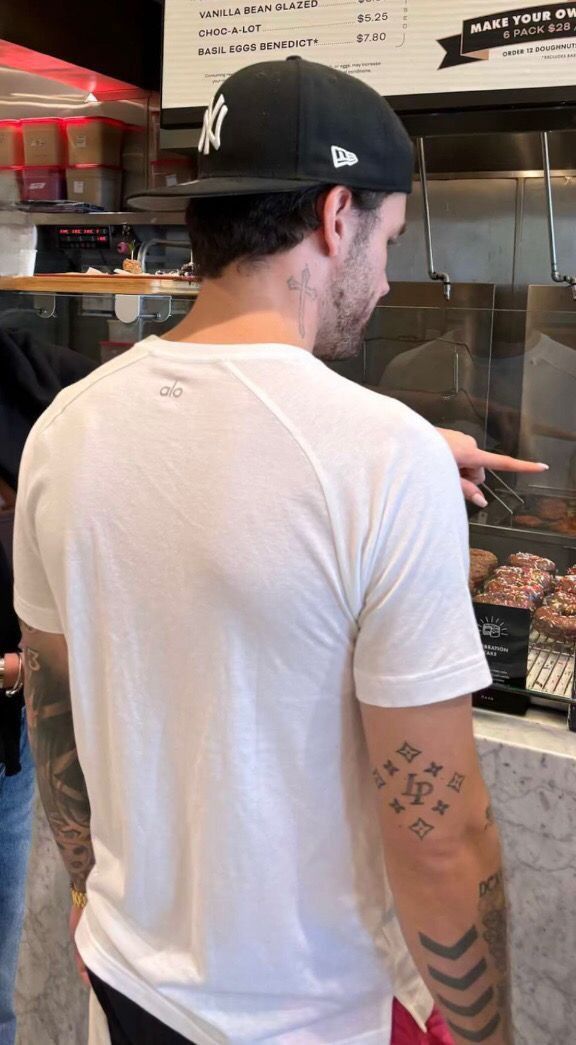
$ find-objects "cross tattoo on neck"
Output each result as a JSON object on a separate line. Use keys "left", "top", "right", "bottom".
{"left": 287, "top": 265, "right": 318, "bottom": 338}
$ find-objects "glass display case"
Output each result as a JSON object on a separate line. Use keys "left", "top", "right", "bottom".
{"left": 338, "top": 280, "right": 576, "bottom": 723}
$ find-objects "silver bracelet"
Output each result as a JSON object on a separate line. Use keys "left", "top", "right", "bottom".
{"left": 6, "top": 653, "right": 24, "bottom": 697}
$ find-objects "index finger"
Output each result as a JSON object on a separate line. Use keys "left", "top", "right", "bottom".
{"left": 471, "top": 452, "right": 548, "bottom": 473}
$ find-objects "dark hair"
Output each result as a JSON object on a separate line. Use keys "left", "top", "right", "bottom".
{"left": 186, "top": 186, "right": 386, "bottom": 279}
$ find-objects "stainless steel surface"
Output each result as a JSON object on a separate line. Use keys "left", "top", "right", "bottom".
{"left": 421, "top": 130, "right": 576, "bottom": 177}
{"left": 525, "top": 284, "right": 576, "bottom": 314}
{"left": 0, "top": 211, "right": 187, "bottom": 227}
{"left": 416, "top": 138, "right": 451, "bottom": 301}
{"left": 137, "top": 238, "right": 192, "bottom": 272}
{"left": 381, "top": 282, "right": 496, "bottom": 310}
{"left": 541, "top": 132, "right": 576, "bottom": 297}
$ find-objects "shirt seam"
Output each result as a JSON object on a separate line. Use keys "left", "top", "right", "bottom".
{"left": 225, "top": 360, "right": 358, "bottom": 625}
{"left": 32, "top": 346, "right": 153, "bottom": 438}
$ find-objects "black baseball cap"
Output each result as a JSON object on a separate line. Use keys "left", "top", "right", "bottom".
{"left": 128, "top": 57, "right": 413, "bottom": 210}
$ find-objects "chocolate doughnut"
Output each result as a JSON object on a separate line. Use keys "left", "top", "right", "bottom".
{"left": 534, "top": 607, "right": 576, "bottom": 641}
{"left": 470, "top": 549, "right": 498, "bottom": 570}
{"left": 534, "top": 497, "right": 568, "bottom": 521}
{"left": 485, "top": 583, "right": 542, "bottom": 606}
{"left": 492, "top": 567, "right": 551, "bottom": 591}
{"left": 507, "top": 552, "right": 556, "bottom": 573}
{"left": 514, "top": 516, "right": 543, "bottom": 530}
{"left": 513, "top": 515, "right": 544, "bottom": 529}
{"left": 549, "top": 520, "right": 576, "bottom": 536}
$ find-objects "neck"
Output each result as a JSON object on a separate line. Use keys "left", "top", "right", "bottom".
{"left": 164, "top": 249, "right": 323, "bottom": 352}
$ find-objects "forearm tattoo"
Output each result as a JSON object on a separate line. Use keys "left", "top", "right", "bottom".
{"left": 418, "top": 872, "right": 511, "bottom": 1043}
{"left": 21, "top": 626, "right": 94, "bottom": 891}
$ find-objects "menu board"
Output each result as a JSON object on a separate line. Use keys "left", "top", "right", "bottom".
{"left": 163, "top": 0, "right": 576, "bottom": 119}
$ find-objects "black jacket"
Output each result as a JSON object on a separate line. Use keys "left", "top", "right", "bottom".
{"left": 0, "top": 327, "right": 97, "bottom": 773}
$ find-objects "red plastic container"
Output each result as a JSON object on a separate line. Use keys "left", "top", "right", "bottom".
{"left": 22, "top": 166, "right": 65, "bottom": 201}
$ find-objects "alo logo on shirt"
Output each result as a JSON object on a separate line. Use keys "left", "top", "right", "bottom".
{"left": 160, "top": 382, "right": 183, "bottom": 399}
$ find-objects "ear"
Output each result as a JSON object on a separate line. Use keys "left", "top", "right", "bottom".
{"left": 319, "top": 186, "right": 355, "bottom": 258}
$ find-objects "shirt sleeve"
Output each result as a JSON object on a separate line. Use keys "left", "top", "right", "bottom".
{"left": 13, "top": 427, "right": 62, "bottom": 634}
{"left": 353, "top": 424, "right": 492, "bottom": 708}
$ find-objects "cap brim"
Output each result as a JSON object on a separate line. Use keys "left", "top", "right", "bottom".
{"left": 127, "top": 176, "right": 324, "bottom": 211}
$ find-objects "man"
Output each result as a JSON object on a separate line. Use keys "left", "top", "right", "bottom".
{"left": 0, "top": 328, "right": 95, "bottom": 1045}
{"left": 14, "top": 59, "right": 544, "bottom": 1044}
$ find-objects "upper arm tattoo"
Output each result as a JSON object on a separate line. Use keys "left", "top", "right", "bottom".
{"left": 370, "top": 739, "right": 467, "bottom": 841}
{"left": 21, "top": 623, "right": 94, "bottom": 891}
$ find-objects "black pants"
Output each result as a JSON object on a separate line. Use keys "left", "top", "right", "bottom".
{"left": 88, "top": 970, "right": 195, "bottom": 1045}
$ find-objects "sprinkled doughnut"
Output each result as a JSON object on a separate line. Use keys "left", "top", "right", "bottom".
{"left": 507, "top": 552, "right": 556, "bottom": 573}
{"left": 534, "top": 607, "right": 576, "bottom": 641}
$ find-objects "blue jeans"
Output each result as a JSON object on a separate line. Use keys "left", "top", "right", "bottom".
{"left": 0, "top": 714, "right": 35, "bottom": 1045}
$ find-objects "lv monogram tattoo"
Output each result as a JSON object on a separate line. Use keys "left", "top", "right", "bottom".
{"left": 369, "top": 740, "right": 466, "bottom": 840}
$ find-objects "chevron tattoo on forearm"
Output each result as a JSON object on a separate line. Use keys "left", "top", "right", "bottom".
{"left": 447, "top": 1015, "right": 502, "bottom": 1043}
{"left": 428, "top": 956, "right": 488, "bottom": 992}
{"left": 417, "top": 868, "right": 512, "bottom": 1043}
{"left": 437, "top": 987, "right": 494, "bottom": 1018}
{"left": 419, "top": 925, "right": 478, "bottom": 960}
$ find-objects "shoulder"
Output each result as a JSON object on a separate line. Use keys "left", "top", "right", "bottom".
{"left": 27, "top": 341, "right": 152, "bottom": 443}
{"left": 310, "top": 364, "right": 455, "bottom": 475}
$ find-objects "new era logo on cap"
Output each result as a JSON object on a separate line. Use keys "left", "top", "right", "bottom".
{"left": 331, "top": 145, "right": 358, "bottom": 169}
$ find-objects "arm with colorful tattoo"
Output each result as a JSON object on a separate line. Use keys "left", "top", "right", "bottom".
{"left": 19, "top": 622, "right": 93, "bottom": 892}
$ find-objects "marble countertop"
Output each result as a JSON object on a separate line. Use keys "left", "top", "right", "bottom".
{"left": 474, "top": 707, "right": 576, "bottom": 759}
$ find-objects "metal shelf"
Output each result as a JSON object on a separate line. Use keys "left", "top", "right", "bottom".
{"left": 0, "top": 210, "right": 186, "bottom": 227}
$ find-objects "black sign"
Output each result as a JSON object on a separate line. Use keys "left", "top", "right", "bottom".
{"left": 439, "top": 3, "right": 576, "bottom": 67}
{"left": 473, "top": 602, "right": 531, "bottom": 716}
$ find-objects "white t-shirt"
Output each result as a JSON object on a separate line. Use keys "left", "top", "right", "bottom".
{"left": 14, "top": 338, "right": 491, "bottom": 1045}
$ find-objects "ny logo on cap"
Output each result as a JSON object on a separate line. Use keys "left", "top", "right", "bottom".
{"left": 199, "top": 94, "right": 228, "bottom": 156}
{"left": 331, "top": 145, "right": 358, "bottom": 169}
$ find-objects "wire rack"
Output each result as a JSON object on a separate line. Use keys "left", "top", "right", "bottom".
{"left": 527, "top": 628, "right": 576, "bottom": 700}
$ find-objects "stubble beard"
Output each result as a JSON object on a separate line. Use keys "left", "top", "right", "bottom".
{"left": 313, "top": 231, "right": 378, "bottom": 362}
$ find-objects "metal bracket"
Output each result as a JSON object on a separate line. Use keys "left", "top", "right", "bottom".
{"left": 115, "top": 295, "right": 141, "bottom": 323}
{"left": 145, "top": 296, "right": 172, "bottom": 323}
{"left": 541, "top": 131, "right": 576, "bottom": 300}
{"left": 417, "top": 138, "right": 452, "bottom": 301}
{"left": 114, "top": 295, "right": 172, "bottom": 324}
{"left": 32, "top": 294, "right": 56, "bottom": 319}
